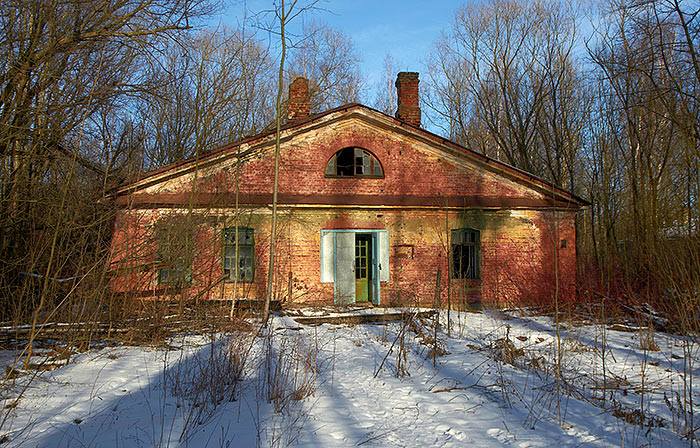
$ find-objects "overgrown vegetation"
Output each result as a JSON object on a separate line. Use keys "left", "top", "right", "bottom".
{"left": 0, "top": 0, "right": 699, "bottom": 445}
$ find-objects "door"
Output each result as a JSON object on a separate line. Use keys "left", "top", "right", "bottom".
{"left": 355, "top": 234, "right": 371, "bottom": 302}
{"left": 324, "top": 230, "right": 387, "bottom": 305}
{"left": 334, "top": 232, "right": 355, "bottom": 304}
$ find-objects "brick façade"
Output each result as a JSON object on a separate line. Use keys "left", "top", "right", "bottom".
{"left": 110, "top": 74, "right": 586, "bottom": 308}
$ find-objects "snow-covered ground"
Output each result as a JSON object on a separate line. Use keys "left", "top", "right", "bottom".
{"left": 1, "top": 308, "right": 698, "bottom": 447}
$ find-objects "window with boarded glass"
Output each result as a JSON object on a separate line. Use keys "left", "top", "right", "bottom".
{"left": 156, "top": 220, "right": 194, "bottom": 286}
{"left": 223, "top": 227, "right": 254, "bottom": 282}
{"left": 325, "top": 147, "right": 383, "bottom": 177}
{"left": 451, "top": 228, "right": 480, "bottom": 279}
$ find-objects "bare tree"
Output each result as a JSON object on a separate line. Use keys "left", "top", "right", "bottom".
{"left": 587, "top": 0, "right": 695, "bottom": 279}
{"left": 0, "top": 0, "right": 216, "bottom": 366}
{"left": 143, "top": 28, "right": 275, "bottom": 167}
{"left": 287, "top": 20, "right": 365, "bottom": 112}
{"left": 373, "top": 53, "right": 399, "bottom": 115}
{"left": 261, "top": 0, "right": 320, "bottom": 325}
{"left": 585, "top": 3, "right": 700, "bottom": 439}
{"left": 424, "top": 0, "right": 583, "bottom": 186}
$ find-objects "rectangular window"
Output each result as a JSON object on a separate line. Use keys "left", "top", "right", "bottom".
{"left": 451, "top": 228, "right": 480, "bottom": 279}
{"left": 156, "top": 220, "right": 193, "bottom": 286}
{"left": 223, "top": 227, "right": 254, "bottom": 282}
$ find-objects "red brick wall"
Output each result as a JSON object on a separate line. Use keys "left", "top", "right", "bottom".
{"left": 159, "top": 120, "right": 542, "bottom": 203}
{"left": 111, "top": 207, "right": 578, "bottom": 307}
{"left": 113, "top": 114, "right": 580, "bottom": 306}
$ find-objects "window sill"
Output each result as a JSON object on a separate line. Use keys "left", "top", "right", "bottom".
{"left": 324, "top": 175, "right": 385, "bottom": 179}
{"left": 156, "top": 282, "right": 192, "bottom": 288}
{"left": 450, "top": 277, "right": 482, "bottom": 284}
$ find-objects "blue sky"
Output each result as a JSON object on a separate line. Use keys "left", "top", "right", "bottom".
{"left": 305, "top": 0, "right": 460, "bottom": 82}
{"left": 218, "top": 1, "right": 464, "bottom": 100}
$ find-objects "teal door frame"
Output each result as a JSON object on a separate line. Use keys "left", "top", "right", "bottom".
{"left": 321, "top": 229, "right": 386, "bottom": 305}
{"left": 355, "top": 233, "right": 371, "bottom": 302}
{"left": 371, "top": 232, "right": 380, "bottom": 304}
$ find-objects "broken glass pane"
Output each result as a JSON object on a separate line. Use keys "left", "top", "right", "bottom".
{"left": 326, "top": 147, "right": 384, "bottom": 177}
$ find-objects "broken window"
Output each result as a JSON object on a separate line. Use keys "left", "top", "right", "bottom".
{"left": 451, "top": 228, "right": 480, "bottom": 279}
{"left": 155, "top": 218, "right": 194, "bottom": 286}
{"left": 325, "top": 147, "right": 383, "bottom": 177}
{"left": 223, "top": 227, "right": 254, "bottom": 282}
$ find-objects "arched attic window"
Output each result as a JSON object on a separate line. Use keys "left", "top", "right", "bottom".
{"left": 325, "top": 147, "right": 384, "bottom": 178}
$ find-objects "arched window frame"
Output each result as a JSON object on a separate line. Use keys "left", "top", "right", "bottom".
{"left": 325, "top": 147, "right": 384, "bottom": 178}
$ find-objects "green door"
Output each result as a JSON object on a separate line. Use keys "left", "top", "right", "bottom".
{"left": 355, "top": 234, "right": 371, "bottom": 302}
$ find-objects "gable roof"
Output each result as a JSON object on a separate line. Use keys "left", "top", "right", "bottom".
{"left": 115, "top": 103, "right": 589, "bottom": 208}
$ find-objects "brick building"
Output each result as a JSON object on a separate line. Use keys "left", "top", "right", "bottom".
{"left": 111, "top": 72, "right": 587, "bottom": 308}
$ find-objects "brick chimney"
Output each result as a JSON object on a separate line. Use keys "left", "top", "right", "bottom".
{"left": 288, "top": 77, "right": 310, "bottom": 122}
{"left": 395, "top": 72, "right": 421, "bottom": 127}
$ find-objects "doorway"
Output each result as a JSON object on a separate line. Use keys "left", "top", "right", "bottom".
{"left": 355, "top": 233, "right": 372, "bottom": 302}
{"left": 321, "top": 229, "right": 388, "bottom": 305}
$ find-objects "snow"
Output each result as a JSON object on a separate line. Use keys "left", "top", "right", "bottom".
{"left": 1, "top": 308, "right": 698, "bottom": 447}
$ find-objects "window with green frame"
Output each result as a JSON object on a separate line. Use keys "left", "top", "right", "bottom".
{"left": 451, "top": 228, "right": 480, "bottom": 279}
{"left": 156, "top": 220, "right": 194, "bottom": 286}
{"left": 223, "top": 227, "right": 254, "bottom": 282}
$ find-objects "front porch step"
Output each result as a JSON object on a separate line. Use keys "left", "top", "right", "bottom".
{"left": 234, "top": 299, "right": 281, "bottom": 313}
{"left": 290, "top": 309, "right": 436, "bottom": 326}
